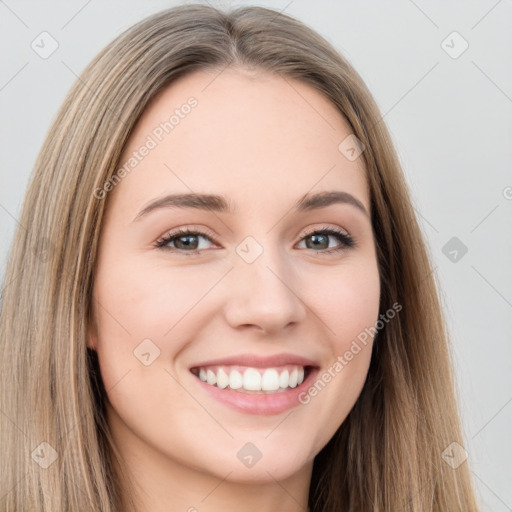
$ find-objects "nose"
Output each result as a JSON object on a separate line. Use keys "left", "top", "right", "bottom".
{"left": 223, "top": 246, "right": 307, "bottom": 334}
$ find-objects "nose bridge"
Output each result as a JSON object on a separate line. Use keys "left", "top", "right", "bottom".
{"left": 223, "top": 236, "right": 306, "bottom": 332}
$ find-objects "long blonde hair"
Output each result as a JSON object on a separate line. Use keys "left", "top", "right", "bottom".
{"left": 0, "top": 4, "right": 480, "bottom": 511}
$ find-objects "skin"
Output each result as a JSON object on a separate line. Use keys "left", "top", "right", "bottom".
{"left": 88, "top": 66, "right": 381, "bottom": 512}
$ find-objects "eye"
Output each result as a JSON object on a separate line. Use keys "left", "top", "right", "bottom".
{"left": 296, "top": 226, "right": 355, "bottom": 254}
{"left": 155, "top": 228, "right": 218, "bottom": 255}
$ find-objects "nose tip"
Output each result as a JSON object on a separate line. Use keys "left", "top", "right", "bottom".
{"left": 222, "top": 255, "right": 307, "bottom": 334}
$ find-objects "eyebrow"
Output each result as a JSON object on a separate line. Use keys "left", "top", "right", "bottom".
{"left": 132, "top": 190, "right": 368, "bottom": 222}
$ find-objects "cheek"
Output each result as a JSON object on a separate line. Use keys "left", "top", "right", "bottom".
{"left": 91, "top": 261, "right": 196, "bottom": 437}
{"left": 91, "top": 253, "right": 226, "bottom": 392}
{"left": 295, "top": 257, "right": 380, "bottom": 433}
{"left": 93, "top": 256, "right": 206, "bottom": 340}
{"left": 304, "top": 257, "right": 381, "bottom": 348}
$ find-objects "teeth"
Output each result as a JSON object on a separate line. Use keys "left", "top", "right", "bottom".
{"left": 289, "top": 368, "right": 298, "bottom": 388}
{"left": 243, "top": 368, "right": 261, "bottom": 390}
{"left": 279, "top": 369, "right": 289, "bottom": 388}
{"left": 206, "top": 369, "right": 217, "bottom": 386}
{"left": 261, "top": 369, "right": 280, "bottom": 391}
{"left": 193, "top": 364, "right": 307, "bottom": 393}
{"left": 216, "top": 368, "right": 230, "bottom": 389}
{"left": 229, "top": 369, "right": 243, "bottom": 390}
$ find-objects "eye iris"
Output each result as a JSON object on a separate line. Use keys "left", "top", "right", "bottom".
{"left": 175, "top": 234, "right": 198, "bottom": 250}
{"left": 306, "top": 233, "right": 328, "bottom": 250}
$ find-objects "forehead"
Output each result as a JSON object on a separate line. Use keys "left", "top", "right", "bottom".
{"left": 110, "top": 67, "right": 369, "bottom": 219}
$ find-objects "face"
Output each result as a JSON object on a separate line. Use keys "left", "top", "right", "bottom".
{"left": 89, "top": 67, "right": 380, "bottom": 493}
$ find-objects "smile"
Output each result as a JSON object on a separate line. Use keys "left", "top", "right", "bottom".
{"left": 190, "top": 364, "right": 310, "bottom": 394}
{"left": 189, "top": 363, "right": 319, "bottom": 415}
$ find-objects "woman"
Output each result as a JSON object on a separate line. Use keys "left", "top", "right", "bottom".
{"left": 0, "top": 4, "right": 480, "bottom": 511}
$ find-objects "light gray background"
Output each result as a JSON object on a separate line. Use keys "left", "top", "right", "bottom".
{"left": 1, "top": 1, "right": 511, "bottom": 509}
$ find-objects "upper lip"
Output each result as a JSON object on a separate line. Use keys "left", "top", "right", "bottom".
{"left": 189, "top": 352, "right": 319, "bottom": 369}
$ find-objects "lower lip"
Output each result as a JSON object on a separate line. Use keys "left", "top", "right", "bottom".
{"left": 191, "top": 367, "right": 319, "bottom": 415}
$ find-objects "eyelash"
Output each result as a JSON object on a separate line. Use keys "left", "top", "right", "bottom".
{"left": 155, "top": 225, "right": 356, "bottom": 257}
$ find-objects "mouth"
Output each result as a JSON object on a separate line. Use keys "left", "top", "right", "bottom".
{"left": 190, "top": 364, "right": 314, "bottom": 394}
{"left": 189, "top": 362, "right": 319, "bottom": 415}
{"left": 188, "top": 353, "right": 320, "bottom": 415}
